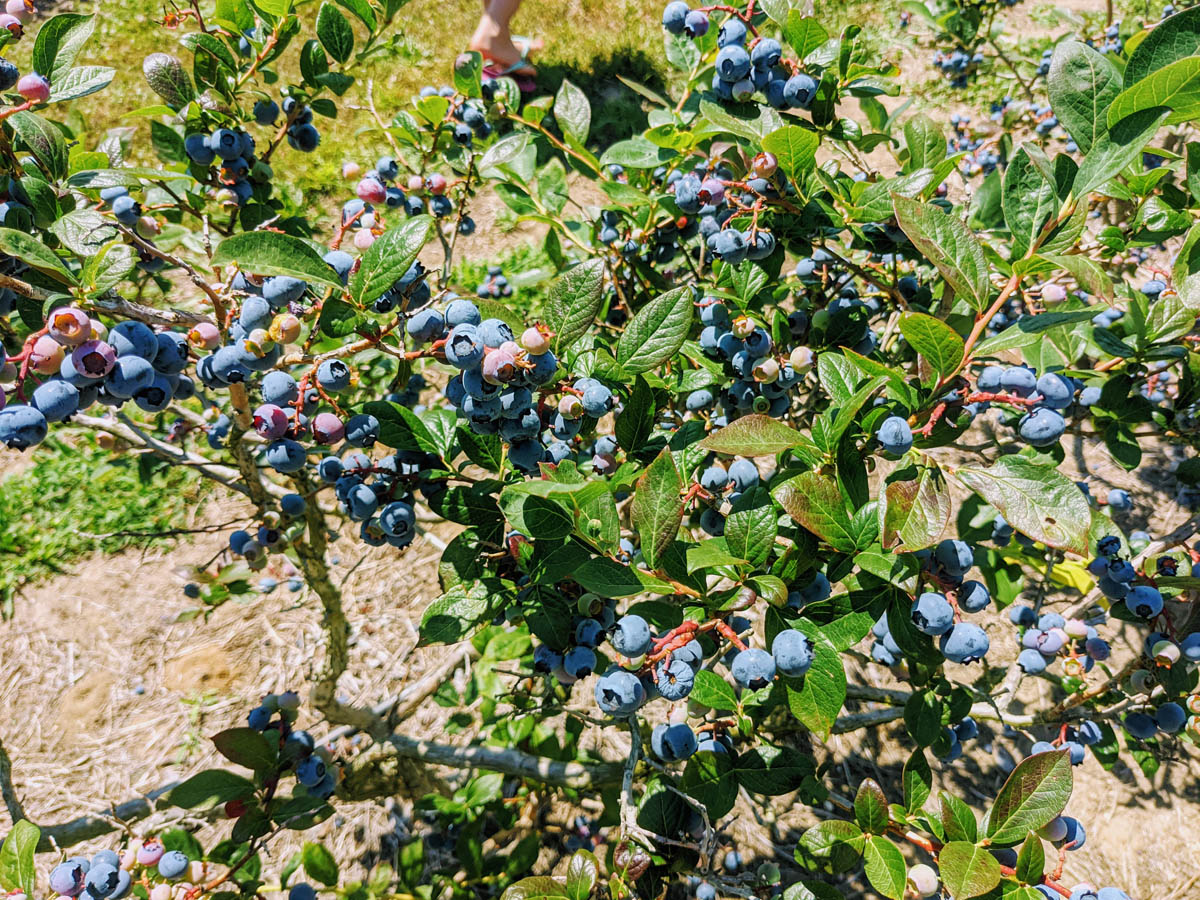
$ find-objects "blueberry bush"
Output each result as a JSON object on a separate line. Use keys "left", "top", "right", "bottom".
{"left": 2, "top": 0, "right": 1200, "bottom": 898}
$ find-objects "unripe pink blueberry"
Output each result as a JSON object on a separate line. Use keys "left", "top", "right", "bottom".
{"left": 356, "top": 178, "right": 386, "bottom": 204}
{"left": 559, "top": 394, "right": 583, "bottom": 418}
{"left": 520, "top": 326, "right": 549, "bottom": 355}
{"left": 188, "top": 322, "right": 221, "bottom": 350}
{"left": 790, "top": 346, "right": 814, "bottom": 372}
{"left": 243, "top": 328, "right": 274, "bottom": 357}
{"left": 149, "top": 886, "right": 171, "bottom": 900}
{"left": 120, "top": 848, "right": 138, "bottom": 870}
{"left": 136, "top": 216, "right": 160, "bottom": 238}
{"left": 426, "top": 173, "right": 447, "bottom": 194}
{"left": 407, "top": 174, "right": 424, "bottom": 192}
{"left": 137, "top": 838, "right": 166, "bottom": 866}
{"left": 5, "top": 0, "right": 32, "bottom": 23}
{"left": 342, "top": 161, "right": 361, "bottom": 179}
{"left": 1063, "top": 618, "right": 1088, "bottom": 639}
{"left": 353, "top": 229, "right": 375, "bottom": 250}
{"left": 71, "top": 340, "right": 117, "bottom": 378}
{"left": 89, "top": 318, "right": 108, "bottom": 340}
{"left": 752, "top": 358, "right": 780, "bottom": 383}
{"left": 271, "top": 313, "right": 302, "bottom": 344}
{"left": 907, "top": 863, "right": 939, "bottom": 898}
{"left": 312, "top": 412, "right": 345, "bottom": 444}
{"left": 30, "top": 333, "right": 64, "bottom": 373}
{"left": 0, "top": 13, "right": 21, "bottom": 37}
{"left": 481, "top": 348, "right": 517, "bottom": 385}
{"left": 16, "top": 72, "right": 49, "bottom": 103}
{"left": 731, "top": 316, "right": 755, "bottom": 339}
{"left": 498, "top": 340, "right": 522, "bottom": 357}
{"left": 253, "top": 404, "right": 289, "bottom": 439}
{"left": 752, "top": 151, "right": 778, "bottom": 178}
{"left": 48, "top": 307, "right": 92, "bottom": 345}
{"left": 1042, "top": 283, "right": 1067, "bottom": 303}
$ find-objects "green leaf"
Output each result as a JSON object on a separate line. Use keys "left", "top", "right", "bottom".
{"left": 599, "top": 136, "right": 675, "bottom": 169}
{"left": 335, "top": 0, "right": 376, "bottom": 28}
{"left": 796, "top": 820, "right": 865, "bottom": 873}
{"left": 784, "top": 13, "right": 829, "bottom": 58}
{"left": 854, "top": 779, "right": 889, "bottom": 834}
{"left": 168, "top": 769, "right": 257, "bottom": 810}
{"left": 501, "top": 877, "right": 569, "bottom": 900}
{"left": 142, "top": 53, "right": 194, "bottom": 108}
{"left": 629, "top": 449, "right": 683, "bottom": 570}
{"left": 181, "top": 31, "right": 238, "bottom": 73}
{"left": 785, "top": 621, "right": 846, "bottom": 740}
{"left": 725, "top": 487, "right": 777, "bottom": 568}
{"left": 50, "top": 65, "right": 115, "bottom": 102}
{"left": 317, "top": 298, "right": 364, "bottom": 338}
{"left": 985, "top": 749, "right": 1073, "bottom": 843}
{"left": 0, "top": 819, "right": 39, "bottom": 895}
{"left": 10, "top": 111, "right": 68, "bottom": 181}
{"left": 881, "top": 462, "right": 951, "bottom": 551}
{"left": 940, "top": 791, "right": 978, "bottom": 843}
{"left": 457, "top": 426, "right": 503, "bottom": 472}
{"left": 899, "top": 312, "right": 964, "bottom": 376}
{"left": 349, "top": 215, "right": 432, "bottom": 304}
{"left": 616, "top": 285, "right": 693, "bottom": 373}
{"left": 1124, "top": 5, "right": 1200, "bottom": 86}
{"left": 301, "top": 842, "right": 339, "bottom": 887}
{"left": 774, "top": 471, "right": 857, "bottom": 552}
{"left": 0, "top": 228, "right": 76, "bottom": 284}
{"left": 420, "top": 581, "right": 496, "bottom": 645}
{"left": 1073, "top": 107, "right": 1168, "bottom": 197}
{"left": 33, "top": 14, "right": 96, "bottom": 85}
{"left": 892, "top": 193, "right": 991, "bottom": 311}
{"left": 680, "top": 750, "right": 737, "bottom": 818}
{"left": 213, "top": 231, "right": 346, "bottom": 288}
{"left": 701, "top": 413, "right": 821, "bottom": 460}
{"left": 150, "top": 120, "right": 186, "bottom": 163}
{"left": 686, "top": 539, "right": 749, "bottom": 574}
{"left": 862, "top": 836, "right": 906, "bottom": 900}
{"left": 690, "top": 669, "right": 739, "bottom": 711}
{"left": 938, "top": 842, "right": 1001, "bottom": 899}
{"left": 904, "top": 691, "right": 943, "bottom": 747}
{"left": 1015, "top": 832, "right": 1045, "bottom": 886}
{"left": 1039, "top": 253, "right": 1114, "bottom": 302}
{"left": 904, "top": 113, "right": 945, "bottom": 170}
{"left": 315, "top": 2, "right": 354, "bottom": 64}
{"left": 553, "top": 78, "right": 590, "bottom": 147}
{"left": 955, "top": 456, "right": 1091, "bottom": 555}
{"left": 1048, "top": 41, "right": 1122, "bottom": 154}
{"left": 902, "top": 749, "right": 931, "bottom": 813}
{"left": 563, "top": 850, "right": 598, "bottom": 900}
{"left": 1108, "top": 56, "right": 1200, "bottom": 126}
{"left": 761, "top": 125, "right": 819, "bottom": 181}
{"left": 573, "top": 557, "right": 673, "bottom": 597}
{"left": 615, "top": 375, "right": 654, "bottom": 451}
{"left": 211, "top": 728, "right": 276, "bottom": 772}
{"left": 733, "top": 744, "right": 817, "bottom": 795}
{"left": 972, "top": 309, "right": 1098, "bottom": 357}
{"left": 544, "top": 258, "right": 605, "bottom": 354}
{"left": 1003, "top": 146, "right": 1060, "bottom": 260}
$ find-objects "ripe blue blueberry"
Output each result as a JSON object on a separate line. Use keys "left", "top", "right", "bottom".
{"left": 771, "top": 629, "right": 814, "bottom": 677}
{"left": 912, "top": 592, "right": 954, "bottom": 635}
{"left": 731, "top": 647, "right": 776, "bottom": 689}
{"left": 594, "top": 668, "right": 644, "bottom": 715}
{"left": 612, "top": 614, "right": 652, "bottom": 657}
{"left": 157, "top": 851, "right": 189, "bottom": 880}
{"left": 876, "top": 415, "right": 913, "bottom": 455}
{"left": 939, "top": 622, "right": 989, "bottom": 663}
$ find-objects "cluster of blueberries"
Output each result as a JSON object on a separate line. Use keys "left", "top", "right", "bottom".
{"left": 1009, "top": 605, "right": 1111, "bottom": 678}
{"left": 48, "top": 842, "right": 191, "bottom": 900}
{"left": 474, "top": 265, "right": 514, "bottom": 299}
{"left": 660, "top": 4, "right": 818, "bottom": 109}
{"left": 245, "top": 691, "right": 338, "bottom": 799}
{"left": 932, "top": 47, "right": 984, "bottom": 88}
{"left": 948, "top": 114, "right": 1004, "bottom": 178}
{"left": 664, "top": 152, "right": 781, "bottom": 265}
{"left": 1089, "top": 20, "right": 1126, "bottom": 56}
{"left": 0, "top": 314, "right": 195, "bottom": 450}
{"left": 447, "top": 92, "right": 493, "bottom": 148}
{"left": 342, "top": 155, "right": 456, "bottom": 231}
{"left": 870, "top": 540, "right": 993, "bottom": 665}
{"left": 532, "top": 604, "right": 816, "bottom": 762}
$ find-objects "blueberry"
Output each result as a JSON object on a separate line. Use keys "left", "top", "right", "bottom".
{"left": 296, "top": 755, "right": 327, "bottom": 787}
{"left": 661, "top": 0, "right": 689, "bottom": 33}
{"left": 612, "top": 614, "right": 652, "bottom": 657}
{"left": 771, "top": 629, "right": 813, "bottom": 677}
{"left": 50, "top": 862, "right": 87, "bottom": 897}
{"left": 1124, "top": 711, "right": 1157, "bottom": 739}
{"left": 728, "top": 458, "right": 759, "bottom": 491}
{"left": 912, "top": 592, "right": 954, "bottom": 635}
{"left": 876, "top": 415, "right": 913, "bottom": 455}
{"left": 958, "top": 580, "right": 990, "bottom": 612}
{"left": 157, "top": 851, "right": 189, "bottom": 880}
{"left": 563, "top": 646, "right": 596, "bottom": 678}
{"left": 1126, "top": 585, "right": 1163, "bottom": 618}
{"left": 593, "top": 668, "right": 644, "bottom": 715}
{"left": 782, "top": 73, "right": 817, "bottom": 108}
{"left": 289, "top": 884, "right": 317, "bottom": 900}
{"left": 731, "top": 647, "right": 776, "bottom": 689}
{"left": 715, "top": 45, "right": 751, "bottom": 82}
{"left": 939, "top": 622, "right": 990, "bottom": 663}
{"left": 656, "top": 657, "right": 695, "bottom": 700}
{"left": 1019, "top": 407, "right": 1065, "bottom": 447}
{"left": 1107, "top": 488, "right": 1131, "bottom": 511}
{"left": 934, "top": 539, "right": 974, "bottom": 575}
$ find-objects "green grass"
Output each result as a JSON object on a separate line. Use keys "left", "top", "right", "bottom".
{"left": 0, "top": 436, "right": 208, "bottom": 614}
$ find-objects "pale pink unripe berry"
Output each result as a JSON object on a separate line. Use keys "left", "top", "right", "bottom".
{"left": 752, "top": 357, "right": 780, "bottom": 383}
{"left": 312, "top": 412, "right": 345, "bottom": 444}
{"left": 481, "top": 348, "right": 516, "bottom": 385}
{"left": 16, "top": 72, "right": 49, "bottom": 103}
{"left": 559, "top": 394, "right": 583, "bottom": 418}
{"left": 137, "top": 838, "right": 166, "bottom": 866}
{"left": 254, "top": 403, "right": 289, "bottom": 439}
{"left": 907, "top": 863, "right": 939, "bottom": 898}
{"left": 520, "top": 326, "right": 549, "bottom": 355}
{"left": 188, "top": 321, "right": 220, "bottom": 350}
{"left": 243, "top": 328, "right": 273, "bottom": 357}
{"left": 407, "top": 174, "right": 423, "bottom": 192}
{"left": 71, "top": 340, "right": 116, "bottom": 378}
{"left": 89, "top": 318, "right": 108, "bottom": 340}
{"left": 731, "top": 315, "right": 754, "bottom": 338}
{"left": 1042, "top": 283, "right": 1067, "bottom": 303}
{"left": 48, "top": 306, "right": 92, "bottom": 345}
{"left": 342, "top": 161, "right": 361, "bottom": 179}
{"left": 136, "top": 215, "right": 160, "bottom": 238}
{"left": 356, "top": 178, "right": 386, "bottom": 204}
{"left": 120, "top": 848, "right": 138, "bottom": 870}
{"left": 353, "top": 229, "right": 375, "bottom": 250}
{"left": 752, "top": 151, "right": 778, "bottom": 178}
{"left": 426, "top": 173, "right": 446, "bottom": 194}
{"left": 0, "top": 13, "right": 22, "bottom": 37}
{"left": 498, "top": 340, "right": 522, "bottom": 357}
{"left": 149, "top": 886, "right": 171, "bottom": 900}
{"left": 1063, "top": 618, "right": 1088, "bottom": 638}
{"left": 187, "top": 861, "right": 205, "bottom": 882}
{"left": 1187, "top": 694, "right": 1200, "bottom": 714}
{"left": 5, "top": 0, "right": 32, "bottom": 23}
{"left": 30, "top": 333, "right": 63, "bottom": 373}
{"left": 270, "top": 313, "right": 302, "bottom": 344}
{"left": 790, "top": 346, "right": 814, "bottom": 372}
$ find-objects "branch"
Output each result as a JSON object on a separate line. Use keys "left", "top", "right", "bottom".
{"left": 89, "top": 292, "right": 211, "bottom": 328}
{"left": 0, "top": 737, "right": 28, "bottom": 825}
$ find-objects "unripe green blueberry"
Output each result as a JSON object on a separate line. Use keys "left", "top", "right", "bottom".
{"left": 790, "top": 346, "right": 814, "bottom": 372}
{"left": 907, "top": 863, "right": 939, "bottom": 897}
{"left": 732, "top": 316, "right": 755, "bottom": 338}
{"left": 752, "top": 357, "right": 780, "bottom": 383}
